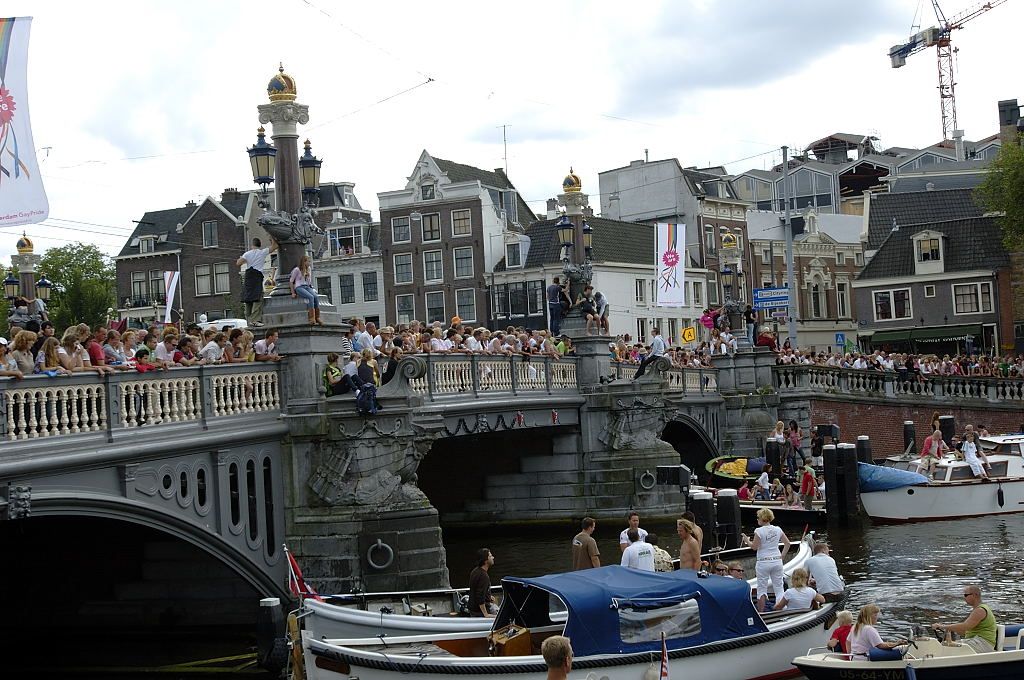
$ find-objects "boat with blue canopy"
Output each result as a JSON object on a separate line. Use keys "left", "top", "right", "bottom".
{"left": 303, "top": 565, "right": 839, "bottom": 680}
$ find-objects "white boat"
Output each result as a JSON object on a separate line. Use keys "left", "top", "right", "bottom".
{"left": 303, "top": 566, "right": 839, "bottom": 680}
{"left": 793, "top": 623, "right": 1024, "bottom": 679}
{"left": 859, "top": 434, "right": 1024, "bottom": 523}
{"left": 302, "top": 536, "right": 815, "bottom": 639}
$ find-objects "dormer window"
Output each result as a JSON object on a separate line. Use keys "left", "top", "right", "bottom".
{"left": 421, "top": 184, "right": 435, "bottom": 200}
{"left": 139, "top": 237, "right": 155, "bottom": 254}
{"left": 917, "top": 238, "right": 940, "bottom": 262}
{"left": 505, "top": 242, "right": 522, "bottom": 268}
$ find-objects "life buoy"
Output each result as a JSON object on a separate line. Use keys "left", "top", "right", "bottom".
{"left": 639, "top": 470, "right": 657, "bottom": 490}
{"left": 367, "top": 539, "right": 395, "bottom": 570}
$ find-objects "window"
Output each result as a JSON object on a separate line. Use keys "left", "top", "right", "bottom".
{"left": 316, "top": 276, "right": 333, "bottom": 304}
{"left": 917, "top": 238, "right": 940, "bottom": 262}
{"left": 361, "top": 272, "right": 378, "bottom": 302}
{"left": 421, "top": 184, "right": 435, "bottom": 200}
{"left": 492, "top": 283, "right": 510, "bottom": 317}
{"left": 855, "top": 252, "right": 864, "bottom": 266}
{"left": 195, "top": 264, "right": 212, "bottom": 296}
{"left": 618, "top": 599, "right": 701, "bottom": 644}
{"left": 953, "top": 282, "right": 993, "bottom": 315}
{"left": 337, "top": 274, "right": 355, "bottom": 304}
{"left": 395, "top": 294, "right": 415, "bottom": 324}
{"left": 707, "top": 273, "right": 719, "bottom": 305}
{"left": 451, "top": 209, "right": 472, "bottom": 236}
{"left": 391, "top": 216, "right": 411, "bottom": 243}
{"left": 214, "top": 263, "right": 231, "bottom": 294}
{"left": 453, "top": 247, "right": 474, "bottom": 278}
{"left": 837, "top": 282, "right": 849, "bottom": 318}
{"left": 202, "top": 221, "right": 218, "bottom": 248}
{"left": 836, "top": 252, "right": 845, "bottom": 265}
{"left": 924, "top": 285, "right": 936, "bottom": 298}
{"left": 668, "top": 318, "right": 678, "bottom": 342}
{"left": 421, "top": 213, "right": 441, "bottom": 241}
{"left": 505, "top": 243, "right": 522, "bottom": 268}
{"left": 139, "top": 237, "right": 155, "bottom": 254}
{"left": 761, "top": 249, "right": 770, "bottom": 264}
{"left": 150, "top": 269, "right": 165, "bottom": 302}
{"left": 328, "top": 225, "right": 363, "bottom": 256}
{"left": 811, "top": 283, "right": 823, "bottom": 318}
{"left": 636, "top": 318, "right": 648, "bottom": 343}
{"left": 425, "top": 291, "right": 445, "bottom": 323}
{"left": 873, "top": 288, "right": 912, "bottom": 321}
{"left": 527, "top": 280, "right": 545, "bottom": 315}
{"left": 131, "top": 271, "right": 147, "bottom": 301}
{"left": 704, "top": 225, "right": 716, "bottom": 255}
{"left": 635, "top": 278, "right": 646, "bottom": 304}
{"left": 394, "top": 253, "right": 413, "bottom": 284}
{"left": 423, "top": 250, "right": 443, "bottom": 282}
{"left": 693, "top": 281, "right": 703, "bottom": 306}
{"left": 509, "top": 282, "right": 528, "bottom": 316}
{"left": 456, "top": 288, "right": 476, "bottom": 322}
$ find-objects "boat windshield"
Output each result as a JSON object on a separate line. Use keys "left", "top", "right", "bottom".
{"left": 616, "top": 598, "right": 701, "bottom": 644}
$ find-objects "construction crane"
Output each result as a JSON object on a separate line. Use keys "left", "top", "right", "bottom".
{"left": 888, "top": 0, "right": 1007, "bottom": 141}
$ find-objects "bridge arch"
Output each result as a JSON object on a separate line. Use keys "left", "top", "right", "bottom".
{"left": 661, "top": 413, "right": 720, "bottom": 485}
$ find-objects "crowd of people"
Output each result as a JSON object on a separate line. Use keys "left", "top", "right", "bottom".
{"left": 776, "top": 346, "right": 1024, "bottom": 379}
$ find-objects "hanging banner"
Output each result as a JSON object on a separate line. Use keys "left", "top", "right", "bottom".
{"left": 163, "top": 271, "right": 180, "bottom": 324}
{"left": 0, "top": 17, "right": 48, "bottom": 227}
{"left": 655, "top": 222, "right": 686, "bottom": 307}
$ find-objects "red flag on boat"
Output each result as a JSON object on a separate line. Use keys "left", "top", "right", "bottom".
{"left": 660, "top": 631, "right": 670, "bottom": 679}
{"left": 285, "top": 545, "right": 323, "bottom": 601}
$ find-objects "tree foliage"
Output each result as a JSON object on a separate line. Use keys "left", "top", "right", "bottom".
{"left": 978, "top": 139, "right": 1024, "bottom": 250}
{"left": 38, "top": 243, "right": 116, "bottom": 332}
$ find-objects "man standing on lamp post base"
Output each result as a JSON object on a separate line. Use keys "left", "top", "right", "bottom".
{"left": 237, "top": 237, "right": 277, "bottom": 328}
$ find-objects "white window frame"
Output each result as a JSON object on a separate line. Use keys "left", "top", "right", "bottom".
{"left": 707, "top": 273, "right": 719, "bottom": 305}
{"left": 505, "top": 242, "right": 522, "bottom": 268}
{"left": 951, "top": 282, "right": 993, "bottom": 316}
{"left": 393, "top": 253, "right": 414, "bottom": 285}
{"left": 636, "top": 318, "right": 648, "bottom": 344}
{"left": 423, "top": 249, "right": 443, "bottom": 283}
{"left": 328, "top": 225, "right": 363, "bottom": 257}
{"left": 917, "top": 237, "right": 941, "bottom": 262}
{"left": 424, "top": 290, "right": 445, "bottom": 324}
{"left": 202, "top": 220, "right": 218, "bottom": 248}
{"left": 693, "top": 281, "right": 703, "bottom": 307}
{"left": 361, "top": 271, "right": 378, "bottom": 302}
{"left": 924, "top": 284, "right": 936, "bottom": 298}
{"left": 213, "top": 262, "right": 231, "bottom": 294}
{"left": 455, "top": 288, "right": 477, "bottom": 322}
{"left": 837, "top": 281, "right": 849, "bottom": 318}
{"left": 872, "top": 287, "right": 912, "bottom": 322}
{"left": 338, "top": 274, "right": 356, "bottom": 304}
{"left": 131, "top": 271, "right": 147, "bottom": 301}
{"left": 195, "top": 264, "right": 212, "bottom": 297}
{"left": 635, "top": 278, "right": 645, "bottom": 304}
{"left": 391, "top": 216, "right": 411, "bottom": 244}
{"left": 395, "top": 294, "right": 415, "bottom": 324}
{"left": 421, "top": 184, "right": 435, "bottom": 201}
{"left": 453, "top": 246, "right": 474, "bottom": 279}
{"left": 421, "top": 212, "right": 441, "bottom": 242}
{"left": 761, "top": 248, "right": 770, "bottom": 265}
{"left": 451, "top": 208, "right": 472, "bottom": 237}
{"left": 855, "top": 252, "right": 864, "bottom": 266}
{"left": 836, "top": 251, "right": 845, "bottom": 266}
{"left": 139, "top": 237, "right": 155, "bottom": 254}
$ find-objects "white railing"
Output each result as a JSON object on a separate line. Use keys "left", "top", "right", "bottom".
{"left": 1, "top": 364, "right": 282, "bottom": 442}
{"left": 611, "top": 362, "right": 717, "bottom": 394}
{"left": 406, "top": 354, "right": 579, "bottom": 399}
{"left": 773, "top": 365, "right": 1024, "bottom": 403}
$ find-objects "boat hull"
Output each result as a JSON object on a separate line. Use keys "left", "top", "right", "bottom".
{"left": 860, "top": 477, "right": 1024, "bottom": 523}
{"left": 305, "top": 606, "right": 835, "bottom": 680}
{"left": 793, "top": 649, "right": 1024, "bottom": 680}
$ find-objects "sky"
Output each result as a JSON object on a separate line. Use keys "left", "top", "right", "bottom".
{"left": 1, "top": 0, "right": 1021, "bottom": 265}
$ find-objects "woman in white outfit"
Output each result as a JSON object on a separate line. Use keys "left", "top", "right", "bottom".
{"left": 743, "top": 508, "right": 790, "bottom": 612}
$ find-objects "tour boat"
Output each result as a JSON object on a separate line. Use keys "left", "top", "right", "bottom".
{"left": 792, "top": 623, "right": 1024, "bottom": 680}
{"left": 858, "top": 434, "right": 1024, "bottom": 523}
{"left": 705, "top": 454, "right": 767, "bottom": 488}
{"left": 301, "top": 536, "right": 814, "bottom": 640}
{"left": 303, "top": 566, "right": 839, "bottom": 680}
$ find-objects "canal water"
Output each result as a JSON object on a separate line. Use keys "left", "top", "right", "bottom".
{"left": 444, "top": 515, "right": 1024, "bottom": 641}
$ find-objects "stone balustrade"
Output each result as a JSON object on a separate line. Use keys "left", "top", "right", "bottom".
{"left": 774, "top": 364, "right": 1024, "bottom": 403}
{"left": 611, "top": 361, "right": 718, "bottom": 394}
{"left": 1, "top": 364, "right": 282, "bottom": 442}
{"left": 408, "top": 354, "right": 579, "bottom": 400}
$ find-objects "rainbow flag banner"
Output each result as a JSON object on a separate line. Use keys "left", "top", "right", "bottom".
{"left": 0, "top": 17, "right": 48, "bottom": 228}
{"left": 656, "top": 222, "right": 686, "bottom": 307}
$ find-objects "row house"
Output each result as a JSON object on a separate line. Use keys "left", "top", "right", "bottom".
{"left": 115, "top": 189, "right": 255, "bottom": 327}
{"left": 377, "top": 151, "right": 534, "bottom": 328}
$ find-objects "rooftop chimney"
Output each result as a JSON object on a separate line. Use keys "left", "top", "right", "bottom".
{"left": 926, "top": 182, "right": 935, "bottom": 191}
{"left": 998, "top": 98, "right": 1022, "bottom": 146}
{"left": 582, "top": 205, "right": 594, "bottom": 218}
{"left": 629, "top": 159, "right": 645, "bottom": 167}
{"left": 185, "top": 200, "right": 197, "bottom": 209}
{"left": 221, "top": 187, "right": 242, "bottom": 202}
{"left": 546, "top": 198, "right": 559, "bottom": 219}
{"left": 951, "top": 130, "right": 965, "bottom": 161}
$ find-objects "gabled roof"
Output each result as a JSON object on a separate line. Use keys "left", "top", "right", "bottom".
{"left": 494, "top": 216, "right": 656, "bottom": 271}
{"left": 887, "top": 159, "right": 991, "bottom": 193}
{"left": 805, "top": 133, "right": 878, "bottom": 150}
{"left": 858, "top": 216, "right": 1008, "bottom": 280}
{"left": 432, "top": 157, "right": 536, "bottom": 223}
{"left": 117, "top": 194, "right": 251, "bottom": 258}
{"left": 865, "top": 187, "right": 984, "bottom": 250}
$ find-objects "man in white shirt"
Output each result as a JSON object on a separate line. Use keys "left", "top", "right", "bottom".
{"left": 199, "top": 333, "right": 227, "bottom": 363}
{"left": 254, "top": 328, "right": 281, "bottom": 362}
{"left": 633, "top": 327, "right": 666, "bottom": 380}
{"left": 618, "top": 512, "right": 648, "bottom": 552}
{"left": 236, "top": 238, "right": 276, "bottom": 328}
{"left": 620, "top": 529, "right": 655, "bottom": 571}
{"left": 357, "top": 322, "right": 376, "bottom": 357}
{"left": 154, "top": 335, "right": 178, "bottom": 364}
{"left": 804, "top": 543, "right": 844, "bottom": 599}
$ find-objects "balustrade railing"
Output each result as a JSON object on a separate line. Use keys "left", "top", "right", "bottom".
{"left": 1, "top": 364, "right": 281, "bottom": 442}
{"left": 611, "top": 361, "right": 718, "bottom": 395}
{"left": 409, "top": 354, "right": 578, "bottom": 400}
{"left": 773, "top": 364, "right": 1024, "bottom": 403}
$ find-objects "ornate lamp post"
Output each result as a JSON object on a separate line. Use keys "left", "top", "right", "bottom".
{"left": 3, "top": 270, "right": 18, "bottom": 300}
{"left": 35, "top": 274, "right": 52, "bottom": 302}
{"left": 556, "top": 169, "right": 594, "bottom": 334}
{"left": 719, "top": 231, "right": 750, "bottom": 348}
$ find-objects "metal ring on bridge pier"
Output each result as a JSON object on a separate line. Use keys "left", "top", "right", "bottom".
{"left": 366, "top": 539, "right": 395, "bottom": 570}
{"left": 638, "top": 470, "right": 657, "bottom": 490}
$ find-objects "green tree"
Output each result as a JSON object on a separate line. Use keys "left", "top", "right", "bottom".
{"left": 978, "top": 139, "right": 1024, "bottom": 250}
{"left": 38, "top": 243, "right": 116, "bottom": 332}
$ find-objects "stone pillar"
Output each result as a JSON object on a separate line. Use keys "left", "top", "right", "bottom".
{"left": 712, "top": 344, "right": 781, "bottom": 457}
{"left": 11, "top": 249, "right": 40, "bottom": 300}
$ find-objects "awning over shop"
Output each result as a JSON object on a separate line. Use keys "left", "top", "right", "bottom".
{"left": 911, "top": 324, "right": 982, "bottom": 343}
{"left": 868, "top": 329, "right": 912, "bottom": 343}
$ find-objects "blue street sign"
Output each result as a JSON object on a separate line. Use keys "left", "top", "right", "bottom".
{"left": 835, "top": 332, "right": 846, "bottom": 346}
{"left": 753, "top": 287, "right": 789, "bottom": 310}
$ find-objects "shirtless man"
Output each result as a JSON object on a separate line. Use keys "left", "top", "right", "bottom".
{"left": 677, "top": 518, "right": 701, "bottom": 570}
{"left": 681, "top": 510, "right": 703, "bottom": 549}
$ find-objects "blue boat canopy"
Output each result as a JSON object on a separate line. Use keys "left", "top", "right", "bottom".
{"left": 497, "top": 566, "right": 768, "bottom": 657}
{"left": 858, "top": 461, "right": 927, "bottom": 492}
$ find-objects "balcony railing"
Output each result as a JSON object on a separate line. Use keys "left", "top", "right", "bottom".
{"left": 773, "top": 364, "right": 1024, "bottom": 403}
{"left": 1, "top": 364, "right": 281, "bottom": 442}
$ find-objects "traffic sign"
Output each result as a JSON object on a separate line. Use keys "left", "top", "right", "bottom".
{"left": 753, "top": 287, "right": 789, "bottom": 310}
{"left": 835, "top": 333, "right": 846, "bottom": 346}
{"left": 681, "top": 326, "right": 697, "bottom": 343}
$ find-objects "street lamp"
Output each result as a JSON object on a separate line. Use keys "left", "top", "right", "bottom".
{"left": 3, "top": 270, "right": 18, "bottom": 299}
{"left": 247, "top": 127, "right": 277, "bottom": 192}
{"left": 299, "top": 139, "right": 322, "bottom": 206}
{"left": 582, "top": 220, "right": 593, "bottom": 259}
{"left": 721, "top": 264, "right": 735, "bottom": 302}
{"left": 557, "top": 215, "right": 574, "bottom": 261}
{"left": 35, "top": 274, "right": 52, "bottom": 301}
